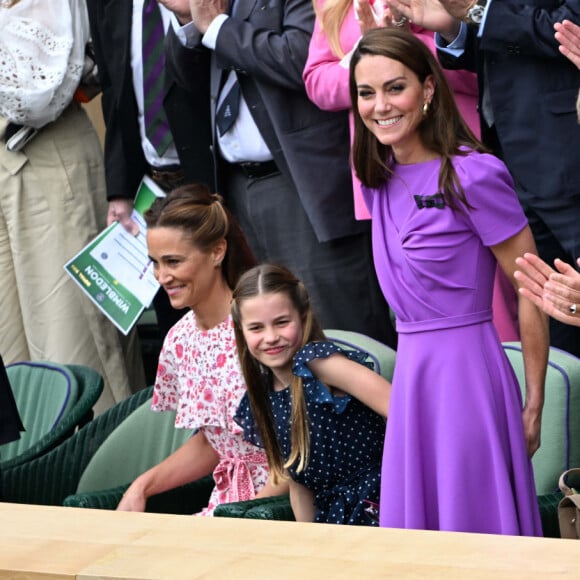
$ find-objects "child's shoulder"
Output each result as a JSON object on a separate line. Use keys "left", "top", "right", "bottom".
{"left": 295, "top": 341, "right": 342, "bottom": 363}
{"left": 293, "top": 341, "right": 373, "bottom": 376}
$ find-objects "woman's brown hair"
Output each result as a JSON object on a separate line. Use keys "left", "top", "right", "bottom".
{"left": 144, "top": 183, "right": 256, "bottom": 289}
{"left": 350, "top": 28, "right": 487, "bottom": 210}
{"left": 231, "top": 264, "right": 326, "bottom": 482}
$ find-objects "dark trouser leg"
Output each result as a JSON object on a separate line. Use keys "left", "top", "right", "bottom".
{"left": 224, "top": 166, "right": 397, "bottom": 349}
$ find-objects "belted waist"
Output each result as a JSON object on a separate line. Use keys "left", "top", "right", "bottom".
{"left": 213, "top": 450, "right": 267, "bottom": 504}
{"left": 232, "top": 160, "right": 279, "bottom": 180}
{"left": 148, "top": 164, "right": 185, "bottom": 192}
{"left": 396, "top": 309, "right": 493, "bottom": 334}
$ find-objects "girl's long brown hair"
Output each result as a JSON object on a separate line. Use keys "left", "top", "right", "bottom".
{"left": 231, "top": 264, "right": 326, "bottom": 482}
{"left": 350, "top": 28, "right": 487, "bottom": 211}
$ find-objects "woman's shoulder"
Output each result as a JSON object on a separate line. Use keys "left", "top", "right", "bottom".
{"left": 453, "top": 148, "right": 511, "bottom": 179}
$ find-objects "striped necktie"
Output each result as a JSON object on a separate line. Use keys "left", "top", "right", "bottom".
{"left": 142, "top": 0, "right": 172, "bottom": 155}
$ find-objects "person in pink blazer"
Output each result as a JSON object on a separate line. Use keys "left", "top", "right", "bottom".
{"left": 303, "top": 6, "right": 519, "bottom": 341}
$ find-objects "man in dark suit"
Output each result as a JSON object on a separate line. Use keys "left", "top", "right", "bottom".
{"left": 389, "top": 0, "right": 580, "bottom": 356}
{"left": 87, "top": 0, "right": 215, "bottom": 339}
{"left": 157, "top": 0, "right": 397, "bottom": 347}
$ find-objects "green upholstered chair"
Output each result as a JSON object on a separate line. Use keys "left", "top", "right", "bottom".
{"left": 502, "top": 343, "right": 580, "bottom": 495}
{"left": 0, "top": 362, "right": 103, "bottom": 471}
{"left": 62, "top": 388, "right": 214, "bottom": 514}
{"left": 214, "top": 329, "right": 396, "bottom": 522}
{"left": 0, "top": 385, "right": 151, "bottom": 505}
{"left": 502, "top": 342, "right": 580, "bottom": 537}
{"left": 323, "top": 328, "right": 396, "bottom": 383}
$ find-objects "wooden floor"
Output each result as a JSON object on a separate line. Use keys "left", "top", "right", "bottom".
{"left": 0, "top": 502, "right": 578, "bottom": 579}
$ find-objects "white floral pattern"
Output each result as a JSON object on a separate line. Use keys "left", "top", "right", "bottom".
{"left": 0, "top": 0, "right": 88, "bottom": 127}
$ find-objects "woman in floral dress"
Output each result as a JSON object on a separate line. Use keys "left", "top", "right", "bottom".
{"left": 117, "top": 184, "right": 278, "bottom": 515}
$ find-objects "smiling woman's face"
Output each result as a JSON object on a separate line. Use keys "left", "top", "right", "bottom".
{"left": 146, "top": 226, "right": 223, "bottom": 311}
{"left": 355, "top": 54, "right": 434, "bottom": 164}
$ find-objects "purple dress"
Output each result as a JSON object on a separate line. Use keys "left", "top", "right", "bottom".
{"left": 362, "top": 150, "right": 542, "bottom": 536}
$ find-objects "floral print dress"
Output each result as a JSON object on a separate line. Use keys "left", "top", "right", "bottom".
{"left": 152, "top": 311, "right": 269, "bottom": 515}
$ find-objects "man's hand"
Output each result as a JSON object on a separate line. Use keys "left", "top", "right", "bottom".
{"left": 555, "top": 20, "right": 580, "bottom": 70}
{"left": 436, "top": 0, "right": 474, "bottom": 20}
{"left": 107, "top": 199, "right": 139, "bottom": 236}
{"left": 157, "top": 0, "right": 193, "bottom": 24}
{"left": 188, "top": 0, "right": 228, "bottom": 34}
{"left": 387, "top": 0, "right": 461, "bottom": 37}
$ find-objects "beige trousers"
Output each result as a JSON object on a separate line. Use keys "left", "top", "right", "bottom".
{"left": 0, "top": 103, "right": 145, "bottom": 414}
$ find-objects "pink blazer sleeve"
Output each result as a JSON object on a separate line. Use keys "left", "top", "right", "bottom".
{"left": 303, "top": 7, "right": 361, "bottom": 111}
{"left": 303, "top": 7, "right": 372, "bottom": 218}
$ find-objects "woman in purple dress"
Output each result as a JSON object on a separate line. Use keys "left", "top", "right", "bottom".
{"left": 349, "top": 28, "right": 548, "bottom": 535}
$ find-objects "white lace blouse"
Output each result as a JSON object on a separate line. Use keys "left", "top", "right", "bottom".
{"left": 0, "top": 0, "right": 89, "bottom": 128}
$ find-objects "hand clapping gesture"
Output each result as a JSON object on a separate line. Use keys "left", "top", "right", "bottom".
{"left": 515, "top": 253, "right": 580, "bottom": 328}
{"left": 385, "top": 0, "right": 461, "bottom": 38}
{"left": 555, "top": 19, "right": 580, "bottom": 69}
{"left": 157, "top": 0, "right": 228, "bottom": 32}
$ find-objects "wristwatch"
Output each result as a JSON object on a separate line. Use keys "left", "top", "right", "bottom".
{"left": 463, "top": 0, "right": 488, "bottom": 25}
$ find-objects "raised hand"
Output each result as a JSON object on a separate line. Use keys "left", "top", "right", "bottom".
{"left": 555, "top": 20, "right": 580, "bottom": 69}
{"left": 156, "top": 0, "right": 193, "bottom": 24}
{"left": 355, "top": 0, "right": 386, "bottom": 32}
{"left": 188, "top": 0, "right": 229, "bottom": 34}
{"left": 386, "top": 0, "right": 460, "bottom": 37}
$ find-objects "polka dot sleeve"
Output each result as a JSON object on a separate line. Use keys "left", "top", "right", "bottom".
{"left": 293, "top": 341, "right": 374, "bottom": 414}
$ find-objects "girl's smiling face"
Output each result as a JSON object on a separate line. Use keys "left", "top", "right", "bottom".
{"left": 239, "top": 292, "right": 304, "bottom": 389}
{"left": 355, "top": 54, "right": 434, "bottom": 164}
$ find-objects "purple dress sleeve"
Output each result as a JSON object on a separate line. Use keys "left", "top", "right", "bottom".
{"left": 455, "top": 152, "right": 529, "bottom": 246}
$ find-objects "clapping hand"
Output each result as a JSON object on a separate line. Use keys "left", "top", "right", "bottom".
{"left": 515, "top": 253, "right": 580, "bottom": 328}
{"left": 188, "top": 0, "right": 229, "bottom": 33}
{"left": 156, "top": 0, "right": 193, "bottom": 24}
{"left": 555, "top": 19, "right": 580, "bottom": 69}
{"left": 157, "top": 0, "right": 228, "bottom": 31}
{"left": 386, "top": 0, "right": 461, "bottom": 38}
{"left": 354, "top": 0, "right": 386, "bottom": 32}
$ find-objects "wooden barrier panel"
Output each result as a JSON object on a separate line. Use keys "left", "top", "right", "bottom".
{"left": 0, "top": 502, "right": 578, "bottom": 579}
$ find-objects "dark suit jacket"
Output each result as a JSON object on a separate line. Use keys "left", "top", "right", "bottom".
{"left": 166, "top": 0, "right": 365, "bottom": 243}
{"left": 438, "top": 0, "right": 580, "bottom": 201}
{"left": 87, "top": 0, "right": 215, "bottom": 201}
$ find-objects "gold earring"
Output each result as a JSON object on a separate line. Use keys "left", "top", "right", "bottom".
{"left": 422, "top": 101, "right": 430, "bottom": 116}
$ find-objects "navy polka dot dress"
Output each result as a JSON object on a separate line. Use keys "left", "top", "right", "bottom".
{"left": 235, "top": 341, "right": 385, "bottom": 526}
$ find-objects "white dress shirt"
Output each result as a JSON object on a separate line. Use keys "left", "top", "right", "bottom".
{"left": 174, "top": 15, "right": 273, "bottom": 163}
{"left": 131, "top": 0, "right": 179, "bottom": 168}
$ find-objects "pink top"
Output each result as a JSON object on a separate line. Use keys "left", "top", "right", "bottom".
{"left": 303, "top": 10, "right": 480, "bottom": 219}
{"left": 152, "top": 311, "right": 269, "bottom": 515}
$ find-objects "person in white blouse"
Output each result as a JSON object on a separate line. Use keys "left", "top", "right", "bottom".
{"left": 0, "top": 0, "right": 145, "bottom": 413}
